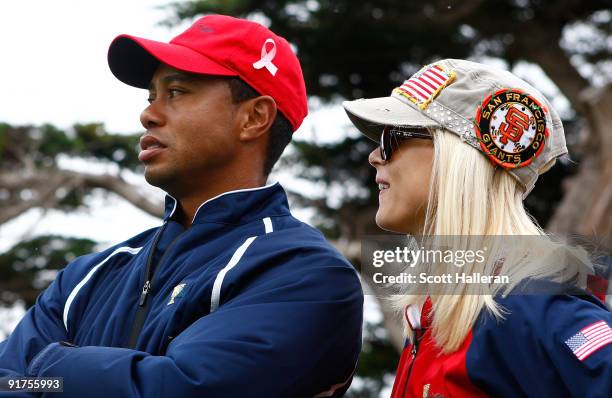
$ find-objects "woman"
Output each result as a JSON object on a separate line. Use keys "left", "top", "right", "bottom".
{"left": 343, "top": 59, "right": 611, "bottom": 397}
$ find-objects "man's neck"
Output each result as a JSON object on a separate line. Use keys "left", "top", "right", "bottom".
{"left": 172, "top": 176, "right": 268, "bottom": 229}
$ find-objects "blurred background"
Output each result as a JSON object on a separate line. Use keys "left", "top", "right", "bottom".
{"left": 1, "top": 1, "right": 611, "bottom": 396}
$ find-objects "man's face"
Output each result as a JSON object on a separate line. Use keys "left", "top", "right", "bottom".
{"left": 139, "top": 64, "right": 239, "bottom": 195}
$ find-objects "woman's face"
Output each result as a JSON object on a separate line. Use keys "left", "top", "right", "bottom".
{"left": 369, "top": 134, "right": 434, "bottom": 235}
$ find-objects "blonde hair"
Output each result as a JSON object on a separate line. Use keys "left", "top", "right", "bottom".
{"left": 392, "top": 128, "right": 591, "bottom": 353}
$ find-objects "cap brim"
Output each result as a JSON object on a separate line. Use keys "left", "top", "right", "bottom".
{"left": 342, "top": 96, "right": 439, "bottom": 142}
{"left": 108, "top": 35, "right": 238, "bottom": 89}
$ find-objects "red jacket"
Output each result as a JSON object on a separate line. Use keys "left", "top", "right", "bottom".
{"left": 391, "top": 285, "right": 612, "bottom": 398}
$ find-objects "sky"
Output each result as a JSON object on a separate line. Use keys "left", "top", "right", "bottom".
{"left": 0, "top": 0, "right": 191, "bottom": 133}
{"left": 0, "top": 0, "right": 358, "bottom": 250}
{"left": 0, "top": 0, "right": 354, "bottom": 135}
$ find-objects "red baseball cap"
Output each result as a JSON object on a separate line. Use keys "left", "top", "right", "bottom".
{"left": 108, "top": 14, "right": 308, "bottom": 132}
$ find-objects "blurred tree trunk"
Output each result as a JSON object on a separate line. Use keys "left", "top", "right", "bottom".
{"left": 548, "top": 85, "right": 612, "bottom": 234}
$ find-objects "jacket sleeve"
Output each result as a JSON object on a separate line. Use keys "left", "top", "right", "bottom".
{"left": 23, "top": 254, "right": 363, "bottom": 398}
{"left": 468, "top": 292, "right": 612, "bottom": 397}
{"left": 543, "top": 294, "right": 612, "bottom": 397}
{"left": 0, "top": 268, "right": 69, "bottom": 398}
{"left": 0, "top": 250, "right": 115, "bottom": 397}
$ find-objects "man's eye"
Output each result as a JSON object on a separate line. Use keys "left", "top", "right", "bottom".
{"left": 146, "top": 88, "right": 182, "bottom": 103}
{"left": 168, "top": 88, "right": 182, "bottom": 97}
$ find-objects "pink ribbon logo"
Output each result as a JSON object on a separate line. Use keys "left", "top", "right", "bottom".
{"left": 252, "top": 38, "right": 278, "bottom": 76}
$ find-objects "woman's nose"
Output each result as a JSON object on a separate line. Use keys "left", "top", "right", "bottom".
{"left": 368, "top": 146, "right": 385, "bottom": 167}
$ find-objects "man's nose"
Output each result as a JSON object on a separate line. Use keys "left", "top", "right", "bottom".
{"left": 140, "top": 101, "right": 165, "bottom": 130}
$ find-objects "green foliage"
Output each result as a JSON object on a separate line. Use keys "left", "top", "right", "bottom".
{"left": 73, "top": 123, "right": 142, "bottom": 169}
{"left": 37, "top": 124, "right": 75, "bottom": 159}
{"left": 288, "top": 137, "right": 375, "bottom": 187}
{"left": 0, "top": 122, "right": 142, "bottom": 171}
{"left": 0, "top": 235, "right": 97, "bottom": 308}
{"left": 0, "top": 122, "right": 144, "bottom": 214}
{"left": 0, "top": 123, "right": 9, "bottom": 153}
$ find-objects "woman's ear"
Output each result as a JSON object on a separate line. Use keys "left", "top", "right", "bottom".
{"left": 238, "top": 95, "right": 277, "bottom": 142}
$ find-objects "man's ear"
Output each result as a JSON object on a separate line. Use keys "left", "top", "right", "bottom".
{"left": 237, "top": 96, "right": 277, "bottom": 142}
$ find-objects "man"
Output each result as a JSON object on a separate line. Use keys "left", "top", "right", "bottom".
{"left": 0, "top": 15, "right": 363, "bottom": 397}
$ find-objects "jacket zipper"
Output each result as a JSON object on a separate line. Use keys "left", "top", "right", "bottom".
{"left": 402, "top": 330, "right": 423, "bottom": 398}
{"left": 127, "top": 222, "right": 186, "bottom": 348}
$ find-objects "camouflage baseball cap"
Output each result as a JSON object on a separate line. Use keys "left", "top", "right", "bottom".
{"left": 343, "top": 58, "right": 568, "bottom": 197}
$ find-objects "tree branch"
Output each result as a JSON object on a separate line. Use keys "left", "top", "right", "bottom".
{"left": 0, "top": 169, "right": 164, "bottom": 226}
{"left": 0, "top": 173, "right": 72, "bottom": 225}
{"left": 79, "top": 172, "right": 164, "bottom": 219}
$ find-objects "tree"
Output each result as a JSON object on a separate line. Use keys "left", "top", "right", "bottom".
{"left": 0, "top": 235, "right": 97, "bottom": 308}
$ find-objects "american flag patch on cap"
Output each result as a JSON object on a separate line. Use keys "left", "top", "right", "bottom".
{"left": 565, "top": 320, "right": 612, "bottom": 361}
{"left": 394, "top": 64, "right": 455, "bottom": 110}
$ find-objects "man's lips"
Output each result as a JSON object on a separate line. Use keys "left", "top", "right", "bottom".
{"left": 139, "top": 135, "right": 167, "bottom": 162}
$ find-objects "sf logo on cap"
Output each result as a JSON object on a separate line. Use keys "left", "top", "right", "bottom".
{"left": 499, "top": 108, "right": 530, "bottom": 145}
{"left": 475, "top": 89, "right": 549, "bottom": 169}
{"left": 253, "top": 38, "right": 278, "bottom": 76}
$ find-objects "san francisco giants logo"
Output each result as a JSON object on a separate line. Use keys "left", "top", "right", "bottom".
{"left": 499, "top": 108, "right": 530, "bottom": 144}
{"left": 475, "top": 89, "right": 548, "bottom": 169}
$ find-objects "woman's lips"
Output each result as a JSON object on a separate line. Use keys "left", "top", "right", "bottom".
{"left": 376, "top": 179, "right": 390, "bottom": 197}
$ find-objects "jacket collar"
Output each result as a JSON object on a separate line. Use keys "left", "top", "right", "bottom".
{"left": 405, "top": 297, "right": 433, "bottom": 331}
{"left": 163, "top": 182, "right": 290, "bottom": 225}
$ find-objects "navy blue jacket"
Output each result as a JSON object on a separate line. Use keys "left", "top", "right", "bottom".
{"left": 0, "top": 183, "right": 364, "bottom": 397}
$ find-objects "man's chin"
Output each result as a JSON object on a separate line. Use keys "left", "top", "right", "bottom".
{"left": 143, "top": 167, "right": 175, "bottom": 192}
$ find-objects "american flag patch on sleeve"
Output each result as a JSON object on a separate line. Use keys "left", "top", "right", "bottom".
{"left": 393, "top": 64, "right": 455, "bottom": 109}
{"left": 565, "top": 320, "right": 612, "bottom": 361}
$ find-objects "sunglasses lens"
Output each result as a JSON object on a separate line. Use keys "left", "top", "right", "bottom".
{"left": 380, "top": 126, "right": 391, "bottom": 161}
{"left": 380, "top": 125, "right": 432, "bottom": 161}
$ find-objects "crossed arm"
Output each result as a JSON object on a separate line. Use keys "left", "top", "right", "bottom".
{"left": 0, "top": 264, "right": 363, "bottom": 398}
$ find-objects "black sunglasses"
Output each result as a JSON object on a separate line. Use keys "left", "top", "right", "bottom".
{"left": 380, "top": 125, "right": 433, "bottom": 161}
